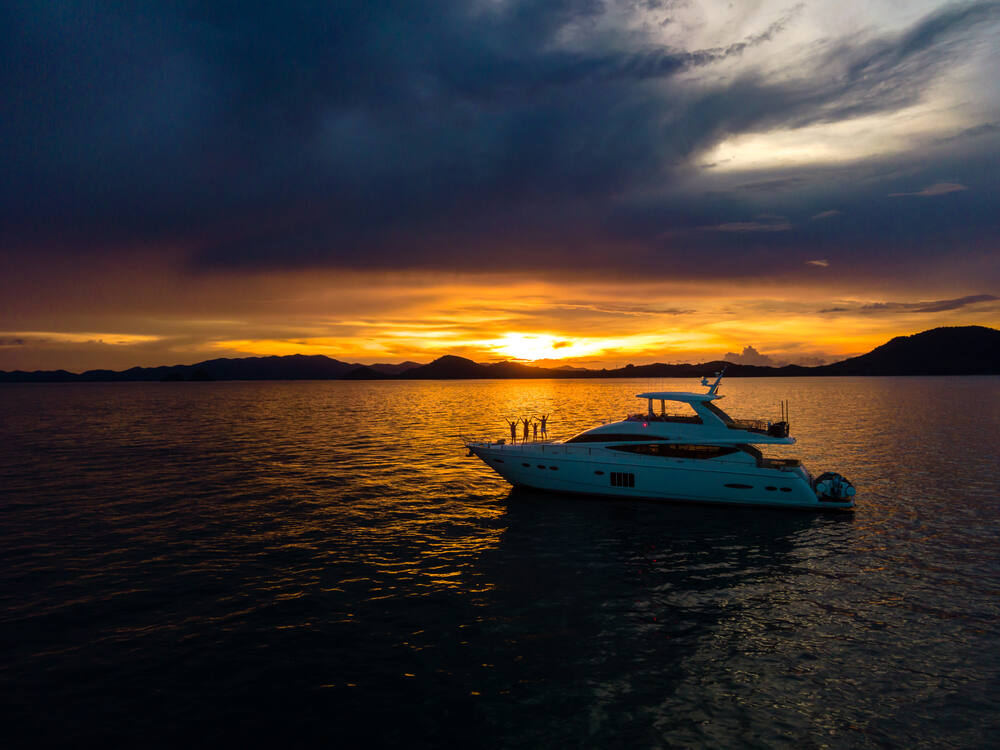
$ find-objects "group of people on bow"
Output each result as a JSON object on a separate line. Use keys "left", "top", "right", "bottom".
{"left": 505, "top": 414, "right": 549, "bottom": 444}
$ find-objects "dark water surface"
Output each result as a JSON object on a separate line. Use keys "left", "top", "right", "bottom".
{"left": 2, "top": 378, "right": 998, "bottom": 747}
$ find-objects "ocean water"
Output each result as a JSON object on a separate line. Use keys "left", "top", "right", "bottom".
{"left": 1, "top": 377, "right": 998, "bottom": 747}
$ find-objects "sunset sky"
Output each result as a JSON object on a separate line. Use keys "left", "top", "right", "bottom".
{"left": 2, "top": 1, "right": 998, "bottom": 371}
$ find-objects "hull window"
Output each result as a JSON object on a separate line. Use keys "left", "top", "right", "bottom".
{"left": 611, "top": 472, "right": 635, "bottom": 488}
{"left": 724, "top": 483, "right": 753, "bottom": 489}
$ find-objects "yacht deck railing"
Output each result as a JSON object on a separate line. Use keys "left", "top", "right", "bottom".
{"left": 728, "top": 419, "right": 790, "bottom": 438}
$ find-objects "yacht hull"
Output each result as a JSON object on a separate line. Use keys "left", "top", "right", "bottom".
{"left": 468, "top": 442, "right": 852, "bottom": 510}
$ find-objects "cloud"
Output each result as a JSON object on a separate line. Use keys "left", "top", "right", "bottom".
{"left": 888, "top": 182, "right": 969, "bottom": 197}
{"left": 806, "top": 259, "right": 830, "bottom": 267}
{"left": 722, "top": 343, "right": 833, "bottom": 367}
{"left": 933, "top": 122, "right": 1000, "bottom": 144}
{"left": 821, "top": 294, "right": 998, "bottom": 314}
{"left": 734, "top": 177, "right": 808, "bottom": 192}
{"left": 0, "top": 0, "right": 998, "bottom": 289}
{"left": 810, "top": 210, "right": 843, "bottom": 220}
{"left": 723, "top": 345, "right": 776, "bottom": 366}
{"left": 863, "top": 293, "right": 999, "bottom": 313}
{"left": 558, "top": 303, "right": 695, "bottom": 317}
{"left": 701, "top": 221, "right": 792, "bottom": 233}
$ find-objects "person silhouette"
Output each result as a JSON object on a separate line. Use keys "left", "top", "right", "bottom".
{"left": 533, "top": 422, "right": 538, "bottom": 441}
{"left": 539, "top": 414, "right": 548, "bottom": 437}
{"left": 507, "top": 418, "right": 518, "bottom": 444}
{"left": 521, "top": 417, "right": 531, "bottom": 442}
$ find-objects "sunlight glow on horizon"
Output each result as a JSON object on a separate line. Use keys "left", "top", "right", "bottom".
{"left": 4, "top": 275, "right": 997, "bottom": 372}
{"left": 485, "top": 333, "right": 607, "bottom": 362}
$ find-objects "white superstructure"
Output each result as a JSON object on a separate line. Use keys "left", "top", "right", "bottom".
{"left": 464, "top": 371, "right": 855, "bottom": 510}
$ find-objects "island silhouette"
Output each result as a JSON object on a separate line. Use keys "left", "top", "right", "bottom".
{"left": 2, "top": 326, "right": 997, "bottom": 382}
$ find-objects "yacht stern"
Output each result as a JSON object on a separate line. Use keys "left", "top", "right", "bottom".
{"left": 812, "top": 471, "right": 856, "bottom": 508}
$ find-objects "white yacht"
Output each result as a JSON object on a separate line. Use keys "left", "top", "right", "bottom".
{"left": 465, "top": 371, "right": 855, "bottom": 510}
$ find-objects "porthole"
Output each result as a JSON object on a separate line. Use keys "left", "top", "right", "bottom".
{"left": 765, "top": 486, "right": 776, "bottom": 491}
{"left": 494, "top": 459, "right": 505, "bottom": 464}
{"left": 537, "top": 464, "right": 546, "bottom": 469}
{"left": 724, "top": 483, "right": 753, "bottom": 489}
{"left": 522, "top": 463, "right": 530, "bottom": 467}
{"left": 780, "top": 487, "right": 792, "bottom": 492}
{"left": 594, "top": 470, "right": 605, "bottom": 475}
{"left": 549, "top": 466, "right": 558, "bottom": 470}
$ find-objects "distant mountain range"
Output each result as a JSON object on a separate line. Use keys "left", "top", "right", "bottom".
{"left": 2, "top": 326, "right": 997, "bottom": 382}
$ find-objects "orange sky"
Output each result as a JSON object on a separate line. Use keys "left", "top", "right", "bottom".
{"left": 2, "top": 266, "right": 997, "bottom": 371}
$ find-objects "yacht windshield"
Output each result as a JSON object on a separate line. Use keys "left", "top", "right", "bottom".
{"left": 701, "top": 400, "right": 734, "bottom": 425}
{"left": 627, "top": 400, "right": 702, "bottom": 424}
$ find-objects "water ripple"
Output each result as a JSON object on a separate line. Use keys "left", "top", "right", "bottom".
{"left": 0, "top": 377, "right": 998, "bottom": 747}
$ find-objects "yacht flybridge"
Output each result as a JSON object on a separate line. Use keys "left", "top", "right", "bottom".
{"left": 464, "top": 371, "right": 856, "bottom": 510}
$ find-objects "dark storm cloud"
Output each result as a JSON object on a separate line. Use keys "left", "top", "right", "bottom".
{"left": 1, "top": 0, "right": 998, "bottom": 280}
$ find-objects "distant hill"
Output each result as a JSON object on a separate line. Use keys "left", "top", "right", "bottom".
{"left": 401, "top": 355, "right": 492, "bottom": 379}
{"left": 399, "top": 355, "right": 593, "bottom": 379}
{"left": 368, "top": 361, "right": 423, "bottom": 375}
{"left": 1, "top": 354, "right": 398, "bottom": 383}
{"left": 811, "top": 326, "right": 1000, "bottom": 375}
{"left": 1, "top": 326, "right": 997, "bottom": 382}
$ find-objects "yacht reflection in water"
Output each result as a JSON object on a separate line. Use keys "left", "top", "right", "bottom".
{"left": 473, "top": 486, "right": 855, "bottom": 744}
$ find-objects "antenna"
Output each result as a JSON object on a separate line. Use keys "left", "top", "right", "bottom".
{"left": 703, "top": 366, "right": 726, "bottom": 396}
{"left": 779, "top": 399, "right": 789, "bottom": 423}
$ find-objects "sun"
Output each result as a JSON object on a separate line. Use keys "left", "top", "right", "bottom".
{"left": 490, "top": 333, "right": 600, "bottom": 362}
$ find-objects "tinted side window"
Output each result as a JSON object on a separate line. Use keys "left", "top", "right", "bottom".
{"left": 608, "top": 444, "right": 739, "bottom": 459}
{"left": 566, "top": 433, "right": 664, "bottom": 444}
